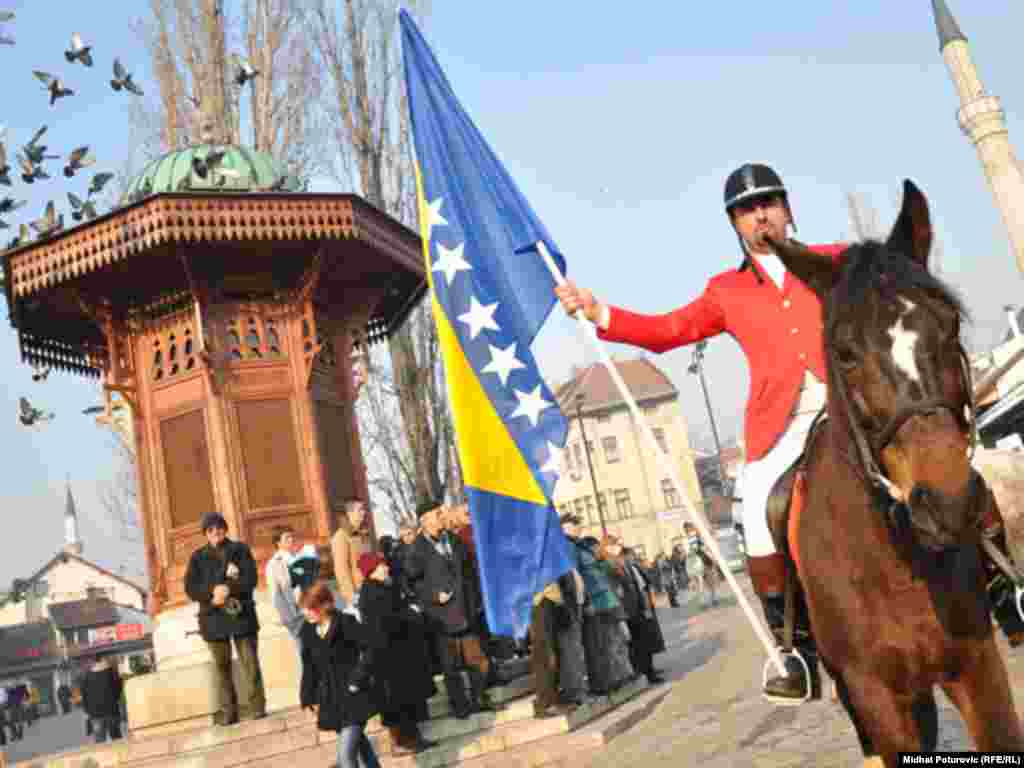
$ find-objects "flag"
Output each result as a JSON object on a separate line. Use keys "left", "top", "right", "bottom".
{"left": 400, "top": 11, "right": 573, "bottom": 638}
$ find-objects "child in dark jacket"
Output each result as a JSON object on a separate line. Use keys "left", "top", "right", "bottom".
{"left": 299, "top": 581, "right": 380, "bottom": 768}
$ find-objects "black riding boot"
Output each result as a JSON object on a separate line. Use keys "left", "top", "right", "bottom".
{"left": 981, "top": 527, "right": 1024, "bottom": 646}
{"left": 760, "top": 593, "right": 822, "bottom": 702}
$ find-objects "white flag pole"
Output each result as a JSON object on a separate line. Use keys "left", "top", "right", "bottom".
{"left": 536, "top": 241, "right": 787, "bottom": 677}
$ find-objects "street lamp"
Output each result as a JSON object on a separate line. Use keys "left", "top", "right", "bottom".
{"left": 687, "top": 340, "right": 729, "bottom": 504}
{"left": 574, "top": 392, "right": 607, "bottom": 536}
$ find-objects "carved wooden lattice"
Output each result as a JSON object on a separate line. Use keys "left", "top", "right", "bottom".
{"left": 151, "top": 322, "right": 199, "bottom": 383}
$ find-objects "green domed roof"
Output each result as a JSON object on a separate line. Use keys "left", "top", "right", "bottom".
{"left": 120, "top": 144, "right": 301, "bottom": 205}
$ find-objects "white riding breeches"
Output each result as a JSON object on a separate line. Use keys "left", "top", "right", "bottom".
{"left": 742, "top": 409, "right": 821, "bottom": 557}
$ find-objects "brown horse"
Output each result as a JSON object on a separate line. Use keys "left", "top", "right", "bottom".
{"left": 769, "top": 181, "right": 1024, "bottom": 767}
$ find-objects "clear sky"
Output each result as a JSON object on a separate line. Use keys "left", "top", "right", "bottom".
{"left": 1, "top": 1, "right": 1023, "bottom": 585}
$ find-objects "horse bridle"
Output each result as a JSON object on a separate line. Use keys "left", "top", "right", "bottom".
{"left": 826, "top": 342, "right": 978, "bottom": 506}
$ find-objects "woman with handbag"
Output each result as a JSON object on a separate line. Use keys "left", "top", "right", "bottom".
{"left": 299, "top": 582, "right": 380, "bottom": 768}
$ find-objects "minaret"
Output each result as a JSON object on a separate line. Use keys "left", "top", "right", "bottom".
{"left": 63, "top": 478, "right": 83, "bottom": 556}
{"left": 933, "top": 0, "right": 1024, "bottom": 273}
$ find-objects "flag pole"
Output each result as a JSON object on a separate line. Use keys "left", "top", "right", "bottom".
{"left": 536, "top": 241, "right": 787, "bottom": 677}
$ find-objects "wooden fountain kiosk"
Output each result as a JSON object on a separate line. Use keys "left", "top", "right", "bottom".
{"left": 2, "top": 145, "right": 425, "bottom": 731}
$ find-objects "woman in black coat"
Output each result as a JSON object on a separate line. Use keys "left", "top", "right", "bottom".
{"left": 356, "top": 553, "right": 436, "bottom": 754}
{"left": 299, "top": 582, "right": 381, "bottom": 768}
{"left": 607, "top": 546, "right": 666, "bottom": 685}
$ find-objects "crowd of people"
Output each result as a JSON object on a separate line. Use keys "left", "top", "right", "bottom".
{"left": 183, "top": 500, "right": 719, "bottom": 768}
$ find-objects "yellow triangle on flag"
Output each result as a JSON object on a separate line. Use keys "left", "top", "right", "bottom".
{"left": 416, "top": 166, "right": 547, "bottom": 507}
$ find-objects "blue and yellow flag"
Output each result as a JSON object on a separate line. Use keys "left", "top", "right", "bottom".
{"left": 400, "top": 11, "right": 573, "bottom": 638}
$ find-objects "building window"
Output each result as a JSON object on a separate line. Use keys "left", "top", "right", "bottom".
{"left": 597, "top": 413, "right": 610, "bottom": 423}
{"left": 584, "top": 495, "right": 596, "bottom": 526}
{"left": 653, "top": 427, "right": 668, "bottom": 454}
{"left": 662, "top": 479, "right": 681, "bottom": 509}
{"left": 602, "top": 436, "right": 620, "bottom": 463}
{"left": 574, "top": 498, "right": 585, "bottom": 517}
{"left": 614, "top": 489, "right": 632, "bottom": 519}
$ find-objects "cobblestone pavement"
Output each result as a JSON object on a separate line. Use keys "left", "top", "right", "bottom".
{"left": 586, "top": 574, "right": 1024, "bottom": 768}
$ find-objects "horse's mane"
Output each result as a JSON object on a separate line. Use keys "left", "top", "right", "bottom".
{"left": 824, "top": 240, "right": 969, "bottom": 338}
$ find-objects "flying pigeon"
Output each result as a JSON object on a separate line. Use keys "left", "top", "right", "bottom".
{"left": 68, "top": 192, "right": 97, "bottom": 222}
{"left": 87, "top": 171, "right": 114, "bottom": 196}
{"left": 31, "top": 365, "right": 50, "bottom": 382}
{"left": 0, "top": 219, "right": 7, "bottom": 230}
{"left": 23, "top": 125, "right": 54, "bottom": 164}
{"left": 64, "top": 33, "right": 92, "bottom": 66}
{"left": 63, "top": 146, "right": 94, "bottom": 177}
{"left": 18, "top": 397, "right": 54, "bottom": 428}
{"left": 18, "top": 154, "right": 48, "bottom": 184}
{"left": 110, "top": 59, "right": 143, "bottom": 96}
{"left": 0, "top": 197, "right": 20, "bottom": 214}
{"left": 81, "top": 405, "right": 105, "bottom": 415}
{"left": 33, "top": 71, "right": 74, "bottom": 106}
{"left": 29, "top": 201, "right": 61, "bottom": 237}
{"left": 192, "top": 148, "right": 227, "bottom": 179}
{"left": 230, "top": 53, "right": 259, "bottom": 86}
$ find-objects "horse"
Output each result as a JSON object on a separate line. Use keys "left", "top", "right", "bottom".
{"left": 768, "top": 180, "right": 1024, "bottom": 767}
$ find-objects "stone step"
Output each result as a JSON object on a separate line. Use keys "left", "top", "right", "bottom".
{"left": 425, "top": 673, "right": 534, "bottom": 721}
{"left": 12, "top": 675, "right": 649, "bottom": 768}
{"left": 430, "top": 656, "right": 530, "bottom": 699}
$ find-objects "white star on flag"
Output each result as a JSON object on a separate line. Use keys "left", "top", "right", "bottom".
{"left": 458, "top": 295, "right": 500, "bottom": 339}
{"left": 480, "top": 342, "right": 526, "bottom": 386}
{"left": 539, "top": 441, "right": 563, "bottom": 475}
{"left": 425, "top": 197, "right": 448, "bottom": 236}
{"left": 510, "top": 384, "right": 552, "bottom": 427}
{"left": 432, "top": 241, "right": 472, "bottom": 286}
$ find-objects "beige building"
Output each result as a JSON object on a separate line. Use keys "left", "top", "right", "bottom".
{"left": 552, "top": 356, "right": 705, "bottom": 560}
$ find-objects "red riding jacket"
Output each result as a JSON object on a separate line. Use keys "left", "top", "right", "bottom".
{"left": 597, "top": 244, "right": 847, "bottom": 461}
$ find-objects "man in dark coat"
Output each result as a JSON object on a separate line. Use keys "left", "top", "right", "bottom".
{"left": 404, "top": 498, "right": 502, "bottom": 719}
{"left": 80, "top": 657, "right": 124, "bottom": 742}
{"left": 58, "top": 682, "right": 73, "bottom": 715}
{"left": 185, "top": 512, "right": 266, "bottom": 725}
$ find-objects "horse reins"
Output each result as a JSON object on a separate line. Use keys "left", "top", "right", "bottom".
{"left": 825, "top": 341, "right": 979, "bottom": 517}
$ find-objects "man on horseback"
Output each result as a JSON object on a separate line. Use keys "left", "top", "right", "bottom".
{"left": 555, "top": 163, "right": 1024, "bottom": 704}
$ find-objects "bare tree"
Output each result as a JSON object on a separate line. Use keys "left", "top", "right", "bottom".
{"left": 312, "top": 0, "right": 452, "bottom": 515}
{"left": 134, "top": 0, "right": 325, "bottom": 181}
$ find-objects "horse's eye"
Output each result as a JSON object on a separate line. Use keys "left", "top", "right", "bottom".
{"left": 833, "top": 345, "right": 858, "bottom": 369}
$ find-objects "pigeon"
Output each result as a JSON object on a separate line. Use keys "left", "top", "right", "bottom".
{"left": 29, "top": 201, "right": 61, "bottom": 237}
{"left": 0, "top": 141, "right": 9, "bottom": 186}
{"left": 23, "top": 125, "right": 54, "bottom": 164}
{"left": 18, "top": 397, "right": 54, "bottom": 428}
{"left": 68, "top": 192, "right": 97, "bottom": 222}
{"left": 33, "top": 71, "right": 74, "bottom": 106}
{"left": 0, "top": 219, "right": 7, "bottom": 229}
{"left": 230, "top": 53, "right": 259, "bottom": 86}
{"left": 64, "top": 32, "right": 93, "bottom": 66}
{"left": 0, "top": 197, "right": 23, "bottom": 214}
{"left": 81, "top": 405, "right": 105, "bottom": 415}
{"left": 110, "top": 58, "right": 143, "bottom": 96}
{"left": 63, "top": 146, "right": 94, "bottom": 177}
{"left": 18, "top": 153, "right": 48, "bottom": 184}
{"left": 192, "top": 148, "right": 227, "bottom": 179}
{"left": 87, "top": 171, "right": 114, "bottom": 196}
{"left": 31, "top": 365, "right": 50, "bottom": 382}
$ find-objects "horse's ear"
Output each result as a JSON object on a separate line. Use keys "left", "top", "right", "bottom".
{"left": 886, "top": 179, "right": 932, "bottom": 270}
{"left": 766, "top": 236, "right": 840, "bottom": 297}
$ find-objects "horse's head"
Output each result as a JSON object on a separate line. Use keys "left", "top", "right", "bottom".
{"left": 770, "top": 181, "right": 976, "bottom": 552}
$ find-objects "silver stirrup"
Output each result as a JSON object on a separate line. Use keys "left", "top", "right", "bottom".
{"left": 980, "top": 538, "right": 1024, "bottom": 624}
{"left": 1016, "top": 585, "right": 1024, "bottom": 625}
{"left": 762, "top": 647, "right": 811, "bottom": 707}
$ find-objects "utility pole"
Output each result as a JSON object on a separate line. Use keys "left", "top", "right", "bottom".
{"left": 575, "top": 392, "right": 607, "bottom": 536}
{"left": 688, "top": 341, "right": 728, "bottom": 504}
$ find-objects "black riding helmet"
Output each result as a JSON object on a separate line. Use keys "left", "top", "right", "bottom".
{"left": 723, "top": 163, "right": 796, "bottom": 282}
